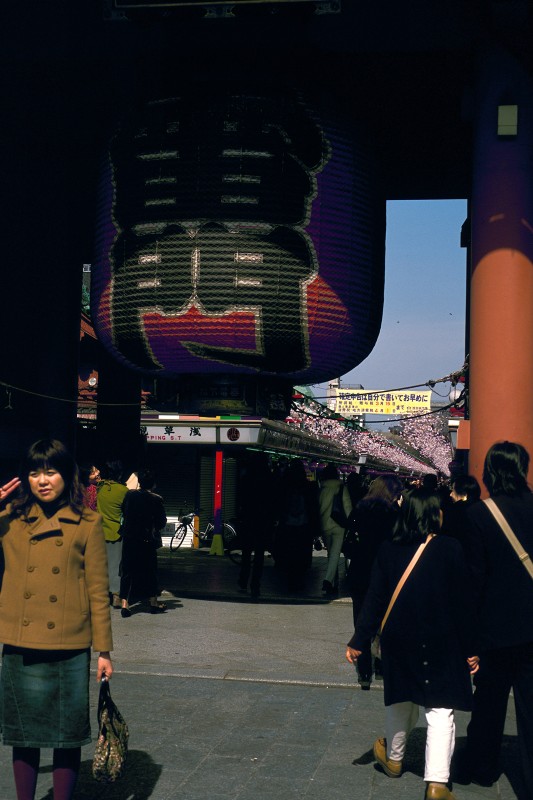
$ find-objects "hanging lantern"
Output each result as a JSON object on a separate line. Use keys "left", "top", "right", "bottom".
{"left": 92, "top": 86, "right": 385, "bottom": 386}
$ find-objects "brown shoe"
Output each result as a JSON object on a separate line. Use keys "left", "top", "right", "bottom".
{"left": 373, "top": 737, "right": 402, "bottom": 778}
{"left": 425, "top": 783, "right": 457, "bottom": 800}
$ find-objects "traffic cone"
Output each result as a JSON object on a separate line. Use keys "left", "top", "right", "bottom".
{"left": 209, "top": 532, "right": 224, "bottom": 556}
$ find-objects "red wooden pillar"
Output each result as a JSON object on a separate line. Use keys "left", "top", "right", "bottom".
{"left": 209, "top": 449, "right": 225, "bottom": 556}
{"left": 468, "top": 46, "right": 533, "bottom": 489}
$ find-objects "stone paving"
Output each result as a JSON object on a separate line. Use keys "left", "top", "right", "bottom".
{"left": 0, "top": 549, "right": 525, "bottom": 799}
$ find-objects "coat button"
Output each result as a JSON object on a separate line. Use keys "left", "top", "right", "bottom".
{"left": 423, "top": 661, "right": 429, "bottom": 666}
{"left": 52, "top": 567, "right": 60, "bottom": 574}
{"left": 27, "top": 565, "right": 35, "bottom": 572}
{"left": 30, "top": 539, "right": 37, "bottom": 545}
{"left": 24, "top": 591, "right": 31, "bottom": 599}
{"left": 47, "top": 621, "right": 55, "bottom": 629}
{"left": 425, "top": 679, "right": 430, "bottom": 684}
{"left": 55, "top": 539, "right": 63, "bottom": 547}
{"left": 49, "top": 595, "right": 58, "bottom": 603}
{"left": 23, "top": 618, "right": 30, "bottom": 626}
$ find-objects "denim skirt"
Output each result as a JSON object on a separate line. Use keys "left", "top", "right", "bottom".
{"left": 0, "top": 646, "right": 91, "bottom": 748}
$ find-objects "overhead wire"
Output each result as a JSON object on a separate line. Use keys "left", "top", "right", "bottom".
{"left": 0, "top": 380, "right": 141, "bottom": 408}
{"left": 305, "top": 360, "right": 468, "bottom": 402}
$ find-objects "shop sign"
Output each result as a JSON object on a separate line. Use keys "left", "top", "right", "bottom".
{"left": 221, "top": 426, "right": 260, "bottom": 444}
{"left": 142, "top": 424, "right": 217, "bottom": 443}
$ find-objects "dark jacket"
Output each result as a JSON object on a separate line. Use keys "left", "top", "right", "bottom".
{"left": 279, "top": 479, "right": 320, "bottom": 539}
{"left": 465, "top": 492, "right": 533, "bottom": 651}
{"left": 120, "top": 489, "right": 167, "bottom": 601}
{"left": 120, "top": 489, "right": 167, "bottom": 544}
{"left": 441, "top": 498, "right": 477, "bottom": 549}
{"left": 349, "top": 535, "right": 476, "bottom": 710}
{"left": 347, "top": 501, "right": 399, "bottom": 602}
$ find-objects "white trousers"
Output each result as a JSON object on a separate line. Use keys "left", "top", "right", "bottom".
{"left": 385, "top": 702, "right": 456, "bottom": 783}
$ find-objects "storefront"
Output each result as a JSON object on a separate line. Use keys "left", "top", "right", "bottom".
{"left": 141, "top": 414, "right": 361, "bottom": 543}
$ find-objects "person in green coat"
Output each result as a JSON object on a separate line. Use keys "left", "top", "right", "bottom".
{"left": 97, "top": 460, "right": 128, "bottom": 608}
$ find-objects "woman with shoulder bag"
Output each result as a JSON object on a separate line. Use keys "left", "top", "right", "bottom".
{"left": 346, "top": 488, "right": 479, "bottom": 800}
{"left": 0, "top": 439, "right": 113, "bottom": 800}
{"left": 462, "top": 441, "right": 533, "bottom": 793}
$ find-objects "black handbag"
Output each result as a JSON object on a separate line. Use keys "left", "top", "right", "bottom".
{"left": 330, "top": 486, "right": 348, "bottom": 528}
{"left": 150, "top": 528, "right": 163, "bottom": 549}
{"left": 342, "top": 525, "right": 359, "bottom": 558}
{"left": 92, "top": 679, "right": 129, "bottom": 783}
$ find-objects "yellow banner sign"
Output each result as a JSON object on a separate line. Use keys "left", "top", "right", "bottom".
{"left": 335, "top": 389, "right": 432, "bottom": 416}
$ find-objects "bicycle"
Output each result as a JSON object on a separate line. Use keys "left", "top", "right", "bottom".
{"left": 169, "top": 513, "right": 195, "bottom": 552}
{"left": 170, "top": 512, "right": 241, "bottom": 564}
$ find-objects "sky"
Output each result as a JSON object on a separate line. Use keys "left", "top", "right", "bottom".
{"left": 312, "top": 199, "right": 468, "bottom": 424}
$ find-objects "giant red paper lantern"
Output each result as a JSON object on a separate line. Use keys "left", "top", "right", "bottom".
{"left": 92, "top": 87, "right": 385, "bottom": 384}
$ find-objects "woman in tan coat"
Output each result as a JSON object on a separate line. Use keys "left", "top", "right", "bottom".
{"left": 0, "top": 439, "right": 113, "bottom": 800}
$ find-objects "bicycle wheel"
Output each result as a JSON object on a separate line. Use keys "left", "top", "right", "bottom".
{"left": 198, "top": 521, "right": 213, "bottom": 547}
{"left": 170, "top": 523, "right": 187, "bottom": 552}
{"left": 223, "top": 523, "right": 242, "bottom": 565}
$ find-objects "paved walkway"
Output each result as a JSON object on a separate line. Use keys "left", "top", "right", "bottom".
{"left": 0, "top": 549, "right": 525, "bottom": 799}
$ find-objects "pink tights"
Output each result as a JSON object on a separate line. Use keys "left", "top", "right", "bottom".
{"left": 13, "top": 746, "right": 81, "bottom": 800}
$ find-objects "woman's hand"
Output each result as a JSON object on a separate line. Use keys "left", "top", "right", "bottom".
{"left": 346, "top": 646, "right": 362, "bottom": 664}
{"left": 467, "top": 655, "right": 480, "bottom": 675}
{"left": 0, "top": 477, "right": 21, "bottom": 502}
{"left": 97, "top": 652, "right": 114, "bottom": 681}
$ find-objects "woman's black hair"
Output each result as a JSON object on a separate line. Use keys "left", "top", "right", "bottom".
{"left": 422, "top": 473, "right": 438, "bottom": 492}
{"left": 320, "top": 463, "right": 339, "bottom": 481}
{"left": 482, "top": 440, "right": 530, "bottom": 497}
{"left": 78, "top": 462, "right": 94, "bottom": 488}
{"left": 392, "top": 487, "right": 442, "bottom": 544}
{"left": 284, "top": 458, "right": 308, "bottom": 486}
{"left": 452, "top": 474, "right": 481, "bottom": 503}
{"left": 138, "top": 467, "right": 155, "bottom": 490}
{"left": 99, "top": 459, "right": 124, "bottom": 483}
{"left": 10, "top": 439, "right": 84, "bottom": 517}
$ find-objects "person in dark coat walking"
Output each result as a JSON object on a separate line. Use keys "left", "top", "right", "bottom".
{"left": 460, "top": 441, "right": 533, "bottom": 795}
{"left": 440, "top": 474, "right": 481, "bottom": 548}
{"left": 237, "top": 453, "right": 276, "bottom": 600}
{"left": 277, "top": 459, "right": 320, "bottom": 593}
{"left": 346, "top": 489, "right": 479, "bottom": 800}
{"left": 346, "top": 475, "right": 403, "bottom": 688}
{"left": 119, "top": 468, "right": 167, "bottom": 616}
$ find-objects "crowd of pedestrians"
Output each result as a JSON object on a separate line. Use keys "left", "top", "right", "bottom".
{"left": 0, "top": 438, "right": 531, "bottom": 800}
{"left": 233, "top": 446, "right": 532, "bottom": 799}
{"left": 344, "top": 441, "right": 533, "bottom": 800}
